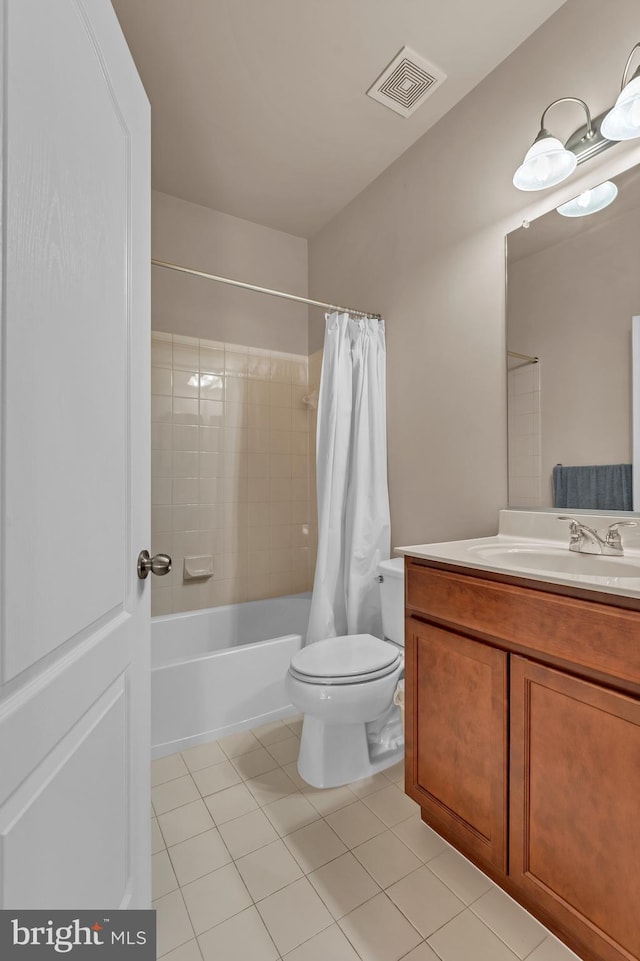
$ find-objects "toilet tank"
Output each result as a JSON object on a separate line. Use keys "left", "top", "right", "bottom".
{"left": 377, "top": 557, "right": 405, "bottom": 646}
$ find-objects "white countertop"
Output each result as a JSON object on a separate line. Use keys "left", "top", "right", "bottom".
{"left": 397, "top": 510, "right": 640, "bottom": 599}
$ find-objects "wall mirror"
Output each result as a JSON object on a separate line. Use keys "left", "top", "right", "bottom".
{"left": 506, "top": 163, "right": 640, "bottom": 511}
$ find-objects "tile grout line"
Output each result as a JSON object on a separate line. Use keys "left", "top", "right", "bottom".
{"left": 152, "top": 731, "right": 571, "bottom": 961}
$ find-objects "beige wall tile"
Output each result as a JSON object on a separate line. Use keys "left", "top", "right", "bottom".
{"left": 173, "top": 505, "right": 200, "bottom": 532}
{"left": 199, "top": 427, "right": 223, "bottom": 451}
{"left": 271, "top": 407, "right": 291, "bottom": 431}
{"left": 222, "top": 475, "right": 248, "bottom": 502}
{"left": 152, "top": 394, "right": 172, "bottom": 423}
{"left": 270, "top": 502, "right": 291, "bottom": 527}
{"left": 152, "top": 476, "right": 172, "bottom": 505}
{"left": 173, "top": 369, "right": 199, "bottom": 398}
{"left": 270, "top": 571, "right": 294, "bottom": 596}
{"left": 199, "top": 374, "right": 224, "bottom": 402}
{"left": 249, "top": 551, "right": 271, "bottom": 576}
{"left": 224, "top": 427, "right": 248, "bottom": 452}
{"left": 248, "top": 574, "right": 271, "bottom": 600}
{"left": 172, "top": 397, "right": 199, "bottom": 425}
{"left": 270, "top": 382, "right": 292, "bottom": 408}
{"left": 200, "top": 399, "right": 224, "bottom": 426}
{"left": 173, "top": 477, "right": 199, "bottom": 505}
{"left": 249, "top": 502, "right": 271, "bottom": 527}
{"left": 270, "top": 358, "right": 292, "bottom": 383}
{"left": 173, "top": 342, "right": 200, "bottom": 370}
{"left": 199, "top": 452, "right": 224, "bottom": 476}
{"left": 151, "top": 334, "right": 173, "bottom": 368}
{"left": 174, "top": 451, "right": 199, "bottom": 477}
{"left": 270, "top": 454, "right": 292, "bottom": 478}
{"left": 270, "top": 526, "right": 292, "bottom": 549}
{"left": 200, "top": 346, "right": 224, "bottom": 373}
{"left": 248, "top": 354, "right": 271, "bottom": 380}
{"left": 292, "top": 455, "right": 307, "bottom": 478}
{"left": 271, "top": 430, "right": 292, "bottom": 454}
{"left": 248, "top": 527, "right": 271, "bottom": 552}
{"left": 174, "top": 425, "right": 199, "bottom": 451}
{"left": 152, "top": 366, "right": 173, "bottom": 395}
{"left": 248, "top": 477, "right": 270, "bottom": 502}
{"left": 223, "top": 452, "right": 248, "bottom": 479}
{"left": 152, "top": 333, "right": 314, "bottom": 612}
{"left": 152, "top": 506, "right": 173, "bottom": 533}
{"left": 151, "top": 588, "right": 173, "bottom": 617}
{"left": 248, "top": 404, "right": 271, "bottom": 430}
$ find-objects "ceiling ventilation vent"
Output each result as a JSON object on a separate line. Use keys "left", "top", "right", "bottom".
{"left": 367, "top": 46, "right": 446, "bottom": 118}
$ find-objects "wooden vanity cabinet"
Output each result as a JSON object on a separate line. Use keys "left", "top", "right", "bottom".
{"left": 405, "top": 556, "right": 640, "bottom": 961}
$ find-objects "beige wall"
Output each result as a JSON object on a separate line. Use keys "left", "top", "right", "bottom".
{"left": 508, "top": 202, "right": 640, "bottom": 505}
{"left": 308, "top": 0, "right": 640, "bottom": 548}
{"left": 152, "top": 190, "right": 309, "bottom": 354}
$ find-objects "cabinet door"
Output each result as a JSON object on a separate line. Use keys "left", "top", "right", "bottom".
{"left": 405, "top": 618, "right": 508, "bottom": 873}
{"left": 510, "top": 657, "right": 640, "bottom": 961}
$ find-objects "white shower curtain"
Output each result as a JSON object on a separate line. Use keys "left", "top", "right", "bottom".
{"left": 306, "top": 311, "right": 391, "bottom": 645}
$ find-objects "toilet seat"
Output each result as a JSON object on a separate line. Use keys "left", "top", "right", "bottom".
{"left": 289, "top": 634, "right": 402, "bottom": 686}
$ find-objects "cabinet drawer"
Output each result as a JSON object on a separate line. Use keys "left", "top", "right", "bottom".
{"left": 406, "top": 560, "right": 640, "bottom": 690}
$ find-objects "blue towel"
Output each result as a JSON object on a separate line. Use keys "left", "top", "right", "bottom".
{"left": 552, "top": 464, "right": 633, "bottom": 511}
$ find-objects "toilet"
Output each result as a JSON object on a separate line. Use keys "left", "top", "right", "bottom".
{"left": 286, "top": 557, "right": 405, "bottom": 788}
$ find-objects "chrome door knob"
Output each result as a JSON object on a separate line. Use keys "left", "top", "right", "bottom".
{"left": 137, "top": 550, "right": 172, "bottom": 580}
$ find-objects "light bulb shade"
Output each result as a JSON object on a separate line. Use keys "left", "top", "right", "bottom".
{"left": 601, "top": 75, "right": 640, "bottom": 141}
{"left": 556, "top": 180, "right": 618, "bottom": 217}
{"left": 513, "top": 136, "right": 577, "bottom": 191}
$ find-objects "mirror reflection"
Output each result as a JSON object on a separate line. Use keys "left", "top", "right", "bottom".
{"left": 506, "top": 163, "right": 640, "bottom": 510}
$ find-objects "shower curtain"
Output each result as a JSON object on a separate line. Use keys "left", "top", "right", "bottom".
{"left": 306, "top": 311, "right": 391, "bottom": 645}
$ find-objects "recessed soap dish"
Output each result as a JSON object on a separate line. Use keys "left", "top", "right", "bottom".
{"left": 183, "top": 555, "right": 213, "bottom": 580}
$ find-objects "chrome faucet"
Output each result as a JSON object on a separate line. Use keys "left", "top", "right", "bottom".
{"left": 557, "top": 516, "right": 637, "bottom": 556}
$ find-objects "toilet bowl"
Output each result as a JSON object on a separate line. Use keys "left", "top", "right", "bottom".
{"left": 286, "top": 558, "right": 405, "bottom": 789}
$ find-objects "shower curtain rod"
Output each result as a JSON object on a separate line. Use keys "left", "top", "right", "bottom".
{"left": 507, "top": 350, "right": 539, "bottom": 364}
{"left": 151, "top": 259, "right": 382, "bottom": 320}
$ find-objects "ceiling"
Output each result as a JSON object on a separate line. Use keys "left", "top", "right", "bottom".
{"left": 112, "top": 0, "right": 567, "bottom": 238}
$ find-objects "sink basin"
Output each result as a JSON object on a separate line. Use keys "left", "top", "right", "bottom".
{"left": 468, "top": 544, "right": 640, "bottom": 579}
{"left": 399, "top": 510, "right": 640, "bottom": 597}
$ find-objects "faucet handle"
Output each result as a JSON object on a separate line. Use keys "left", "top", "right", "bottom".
{"left": 557, "top": 515, "right": 584, "bottom": 546}
{"left": 605, "top": 520, "right": 637, "bottom": 548}
{"left": 557, "top": 515, "right": 580, "bottom": 533}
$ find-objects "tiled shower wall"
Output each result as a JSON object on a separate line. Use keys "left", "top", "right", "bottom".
{"left": 151, "top": 333, "right": 319, "bottom": 615}
{"left": 507, "top": 361, "right": 542, "bottom": 508}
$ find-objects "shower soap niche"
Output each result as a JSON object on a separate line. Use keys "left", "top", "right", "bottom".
{"left": 183, "top": 555, "right": 214, "bottom": 580}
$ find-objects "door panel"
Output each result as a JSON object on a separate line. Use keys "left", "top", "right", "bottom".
{"left": 510, "top": 656, "right": 640, "bottom": 961}
{"left": 405, "top": 617, "right": 508, "bottom": 872}
{"left": 4, "top": 0, "right": 128, "bottom": 681}
{"left": 2, "top": 681, "right": 128, "bottom": 907}
{"left": 0, "top": 0, "right": 150, "bottom": 907}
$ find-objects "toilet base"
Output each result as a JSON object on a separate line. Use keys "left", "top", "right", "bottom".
{"left": 296, "top": 714, "right": 404, "bottom": 789}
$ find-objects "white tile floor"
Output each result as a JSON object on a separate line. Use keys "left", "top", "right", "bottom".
{"left": 151, "top": 717, "right": 583, "bottom": 961}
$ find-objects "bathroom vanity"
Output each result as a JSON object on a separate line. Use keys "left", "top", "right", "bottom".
{"left": 401, "top": 511, "right": 640, "bottom": 961}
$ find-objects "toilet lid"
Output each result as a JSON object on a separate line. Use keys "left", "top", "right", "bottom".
{"left": 290, "top": 634, "right": 401, "bottom": 683}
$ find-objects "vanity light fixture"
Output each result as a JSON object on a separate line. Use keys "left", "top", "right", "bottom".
{"left": 513, "top": 43, "right": 640, "bottom": 192}
{"left": 513, "top": 98, "right": 592, "bottom": 191}
{"left": 601, "top": 43, "right": 640, "bottom": 140}
{"left": 556, "top": 180, "right": 618, "bottom": 217}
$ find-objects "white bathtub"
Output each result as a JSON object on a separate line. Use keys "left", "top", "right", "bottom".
{"left": 151, "top": 593, "right": 311, "bottom": 758}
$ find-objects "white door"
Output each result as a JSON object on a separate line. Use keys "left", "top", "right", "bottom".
{"left": 0, "top": 0, "right": 151, "bottom": 908}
